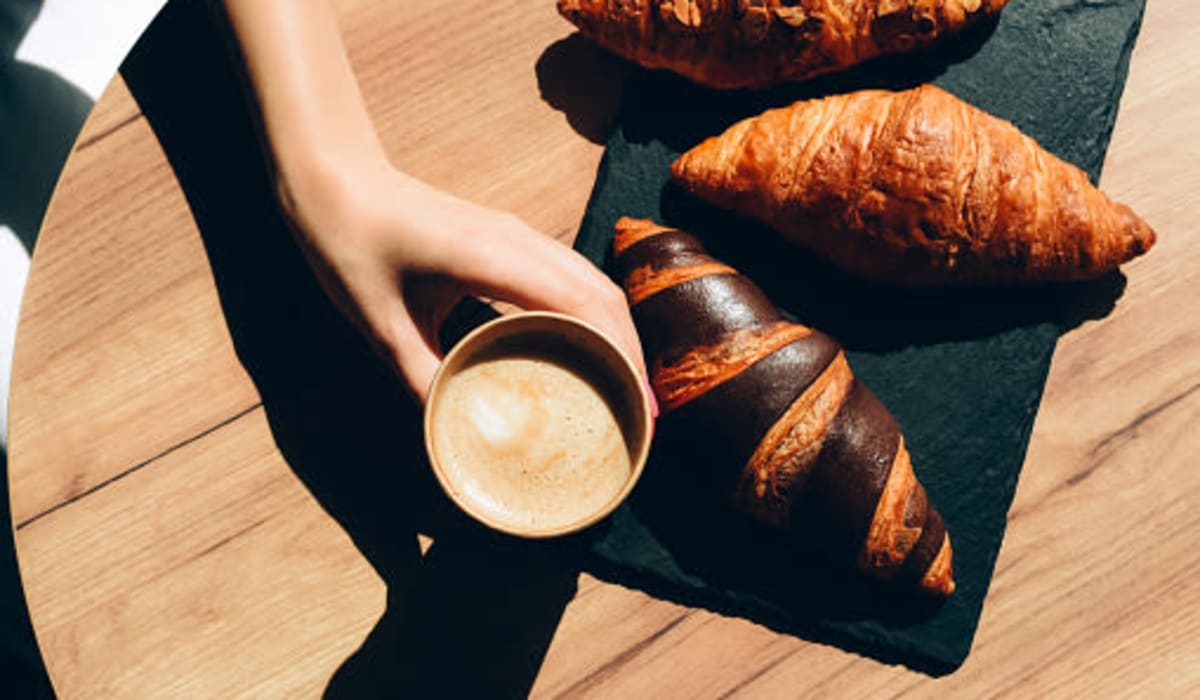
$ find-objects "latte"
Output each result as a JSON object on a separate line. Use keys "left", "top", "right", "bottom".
{"left": 426, "top": 320, "right": 647, "bottom": 536}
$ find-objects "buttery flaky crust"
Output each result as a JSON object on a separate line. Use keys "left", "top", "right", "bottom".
{"left": 556, "top": 0, "right": 1009, "bottom": 89}
{"left": 671, "top": 84, "right": 1156, "bottom": 284}
{"left": 614, "top": 217, "right": 954, "bottom": 595}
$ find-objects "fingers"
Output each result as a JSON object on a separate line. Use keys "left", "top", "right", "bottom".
{"left": 444, "top": 215, "right": 652, "bottom": 386}
{"left": 383, "top": 307, "right": 442, "bottom": 402}
{"left": 304, "top": 259, "right": 447, "bottom": 402}
{"left": 345, "top": 186, "right": 656, "bottom": 412}
{"left": 385, "top": 274, "right": 474, "bottom": 402}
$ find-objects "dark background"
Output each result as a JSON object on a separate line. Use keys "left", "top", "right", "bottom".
{"left": 1, "top": 0, "right": 88, "bottom": 696}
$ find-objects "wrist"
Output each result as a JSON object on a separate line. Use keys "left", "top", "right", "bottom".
{"left": 275, "top": 148, "right": 395, "bottom": 239}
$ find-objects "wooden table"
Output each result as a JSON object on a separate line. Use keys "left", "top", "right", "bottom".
{"left": 9, "top": 0, "right": 1198, "bottom": 696}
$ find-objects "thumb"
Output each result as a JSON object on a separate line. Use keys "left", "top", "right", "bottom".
{"left": 382, "top": 306, "right": 442, "bottom": 402}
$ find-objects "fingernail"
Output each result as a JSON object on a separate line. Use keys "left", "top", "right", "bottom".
{"left": 645, "top": 380, "right": 660, "bottom": 419}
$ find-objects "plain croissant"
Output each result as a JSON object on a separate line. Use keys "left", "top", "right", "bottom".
{"left": 671, "top": 84, "right": 1156, "bottom": 284}
{"left": 614, "top": 216, "right": 954, "bottom": 595}
{"left": 556, "top": 0, "right": 1009, "bottom": 89}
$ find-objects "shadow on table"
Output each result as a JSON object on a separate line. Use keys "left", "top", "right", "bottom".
{"left": 536, "top": 15, "right": 1002, "bottom": 151}
{"left": 535, "top": 33, "right": 629, "bottom": 146}
{"left": 652, "top": 181, "right": 1128, "bottom": 348}
{"left": 121, "top": 2, "right": 585, "bottom": 696}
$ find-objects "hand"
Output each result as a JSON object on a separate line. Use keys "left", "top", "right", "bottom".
{"left": 218, "top": 0, "right": 648, "bottom": 405}
{"left": 281, "top": 161, "right": 652, "bottom": 404}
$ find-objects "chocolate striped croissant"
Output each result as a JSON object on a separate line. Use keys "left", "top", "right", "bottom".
{"left": 614, "top": 216, "right": 954, "bottom": 595}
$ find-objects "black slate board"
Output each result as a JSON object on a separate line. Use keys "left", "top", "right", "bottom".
{"left": 572, "top": 0, "right": 1147, "bottom": 674}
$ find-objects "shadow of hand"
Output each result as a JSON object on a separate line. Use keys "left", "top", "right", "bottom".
{"left": 327, "top": 533, "right": 579, "bottom": 699}
{"left": 121, "top": 3, "right": 583, "bottom": 696}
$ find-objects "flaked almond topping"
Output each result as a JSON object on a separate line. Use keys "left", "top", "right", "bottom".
{"left": 660, "top": 0, "right": 703, "bottom": 28}
{"left": 773, "top": 6, "right": 809, "bottom": 27}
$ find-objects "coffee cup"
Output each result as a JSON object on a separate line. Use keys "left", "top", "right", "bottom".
{"left": 424, "top": 311, "right": 653, "bottom": 538}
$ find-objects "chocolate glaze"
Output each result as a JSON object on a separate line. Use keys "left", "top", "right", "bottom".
{"left": 624, "top": 251, "right": 727, "bottom": 292}
{"left": 792, "top": 380, "right": 901, "bottom": 562}
{"left": 898, "top": 507, "right": 946, "bottom": 586}
{"left": 903, "top": 479, "right": 929, "bottom": 531}
{"left": 632, "top": 274, "right": 783, "bottom": 365}
{"left": 668, "top": 333, "right": 840, "bottom": 485}
{"left": 617, "top": 228, "right": 712, "bottom": 279}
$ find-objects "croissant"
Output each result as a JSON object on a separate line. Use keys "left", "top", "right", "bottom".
{"left": 671, "top": 84, "right": 1156, "bottom": 284}
{"left": 556, "top": 0, "right": 1009, "bottom": 89}
{"left": 614, "top": 216, "right": 954, "bottom": 595}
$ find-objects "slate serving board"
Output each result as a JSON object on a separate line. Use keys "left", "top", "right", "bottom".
{"left": 572, "top": 0, "right": 1148, "bottom": 674}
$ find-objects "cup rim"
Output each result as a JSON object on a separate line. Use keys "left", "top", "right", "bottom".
{"left": 423, "top": 310, "right": 653, "bottom": 539}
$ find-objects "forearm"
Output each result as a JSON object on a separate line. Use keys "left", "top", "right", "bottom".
{"left": 217, "top": 0, "right": 651, "bottom": 399}
{"left": 221, "top": 0, "right": 391, "bottom": 213}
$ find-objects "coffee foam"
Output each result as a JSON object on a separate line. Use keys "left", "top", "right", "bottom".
{"left": 431, "top": 352, "right": 634, "bottom": 533}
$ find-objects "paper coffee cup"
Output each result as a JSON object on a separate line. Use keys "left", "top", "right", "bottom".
{"left": 424, "top": 311, "right": 653, "bottom": 538}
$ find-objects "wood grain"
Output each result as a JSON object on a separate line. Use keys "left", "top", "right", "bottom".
{"left": 18, "top": 407, "right": 382, "bottom": 697}
{"left": 9, "top": 99, "right": 260, "bottom": 526}
{"left": 8, "top": 0, "right": 1199, "bottom": 697}
{"left": 72, "top": 78, "right": 142, "bottom": 153}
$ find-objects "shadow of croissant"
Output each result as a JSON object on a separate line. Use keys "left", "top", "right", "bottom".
{"left": 612, "top": 14, "right": 1004, "bottom": 155}
{"left": 121, "top": 2, "right": 584, "bottom": 697}
{"left": 534, "top": 32, "right": 629, "bottom": 147}
{"left": 655, "top": 182, "right": 1127, "bottom": 351}
{"left": 538, "top": 13, "right": 1002, "bottom": 151}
